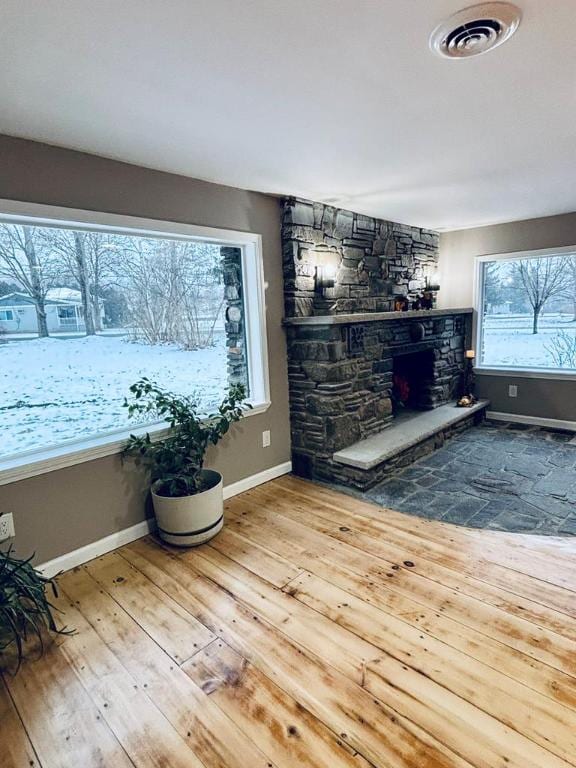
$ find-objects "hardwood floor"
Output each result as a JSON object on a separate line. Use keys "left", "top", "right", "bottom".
{"left": 2, "top": 474, "right": 576, "bottom": 768}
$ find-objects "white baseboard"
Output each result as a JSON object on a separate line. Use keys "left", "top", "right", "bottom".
{"left": 487, "top": 411, "right": 576, "bottom": 432}
{"left": 39, "top": 461, "right": 292, "bottom": 578}
{"left": 222, "top": 461, "right": 292, "bottom": 499}
{"left": 38, "top": 518, "right": 154, "bottom": 578}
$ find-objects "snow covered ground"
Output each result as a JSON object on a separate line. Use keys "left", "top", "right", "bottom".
{"left": 0, "top": 334, "right": 229, "bottom": 459}
{"left": 481, "top": 313, "right": 576, "bottom": 369}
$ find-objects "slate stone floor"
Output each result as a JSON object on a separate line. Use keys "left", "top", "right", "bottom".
{"left": 350, "top": 421, "right": 576, "bottom": 536}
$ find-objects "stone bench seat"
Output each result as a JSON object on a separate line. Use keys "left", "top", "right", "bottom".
{"left": 333, "top": 400, "right": 489, "bottom": 470}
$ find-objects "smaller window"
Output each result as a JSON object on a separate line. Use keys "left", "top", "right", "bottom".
{"left": 478, "top": 252, "right": 576, "bottom": 373}
{"left": 0, "top": 309, "right": 14, "bottom": 321}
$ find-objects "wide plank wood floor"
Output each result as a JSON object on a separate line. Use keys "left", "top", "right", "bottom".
{"left": 2, "top": 474, "right": 576, "bottom": 768}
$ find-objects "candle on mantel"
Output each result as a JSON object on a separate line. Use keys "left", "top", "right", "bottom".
{"left": 465, "top": 349, "right": 476, "bottom": 359}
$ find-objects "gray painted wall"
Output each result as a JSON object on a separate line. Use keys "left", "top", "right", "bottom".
{"left": 438, "top": 213, "right": 576, "bottom": 422}
{"left": 0, "top": 135, "right": 291, "bottom": 563}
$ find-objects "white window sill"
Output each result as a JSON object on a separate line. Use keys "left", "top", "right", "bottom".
{"left": 476, "top": 367, "right": 576, "bottom": 381}
{"left": 0, "top": 400, "right": 270, "bottom": 486}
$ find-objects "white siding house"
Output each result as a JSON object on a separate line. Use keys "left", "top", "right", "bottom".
{"left": 0, "top": 292, "right": 88, "bottom": 334}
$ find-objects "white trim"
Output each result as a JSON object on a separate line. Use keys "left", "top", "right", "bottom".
{"left": 476, "top": 367, "right": 576, "bottom": 381}
{"left": 0, "top": 199, "right": 261, "bottom": 246}
{"left": 487, "top": 411, "right": 576, "bottom": 432}
{"left": 474, "top": 243, "right": 576, "bottom": 263}
{"left": 0, "top": 198, "right": 271, "bottom": 485}
{"left": 0, "top": 402, "right": 270, "bottom": 487}
{"left": 38, "top": 461, "right": 292, "bottom": 577}
{"left": 240, "top": 235, "right": 271, "bottom": 410}
{"left": 222, "top": 461, "right": 292, "bottom": 499}
{"left": 39, "top": 518, "right": 154, "bottom": 578}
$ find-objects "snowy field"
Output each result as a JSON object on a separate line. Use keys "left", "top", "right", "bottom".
{"left": 481, "top": 313, "right": 576, "bottom": 369}
{"left": 0, "top": 335, "right": 229, "bottom": 459}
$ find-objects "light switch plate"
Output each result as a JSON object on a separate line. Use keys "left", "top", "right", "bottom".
{"left": 262, "top": 430, "right": 271, "bottom": 448}
{"left": 508, "top": 385, "right": 518, "bottom": 398}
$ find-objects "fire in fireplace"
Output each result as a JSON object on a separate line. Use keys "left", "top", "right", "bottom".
{"left": 392, "top": 350, "right": 435, "bottom": 412}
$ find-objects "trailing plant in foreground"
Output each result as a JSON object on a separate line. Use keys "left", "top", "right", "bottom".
{"left": 123, "top": 378, "right": 249, "bottom": 497}
{"left": 0, "top": 545, "right": 73, "bottom": 672}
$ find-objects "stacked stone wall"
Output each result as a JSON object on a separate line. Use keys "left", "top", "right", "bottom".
{"left": 282, "top": 198, "right": 439, "bottom": 318}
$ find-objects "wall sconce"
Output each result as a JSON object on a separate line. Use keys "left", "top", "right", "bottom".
{"left": 316, "top": 263, "right": 337, "bottom": 292}
{"left": 425, "top": 268, "right": 441, "bottom": 292}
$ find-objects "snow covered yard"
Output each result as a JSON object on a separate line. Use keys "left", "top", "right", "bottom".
{"left": 482, "top": 313, "right": 576, "bottom": 369}
{"left": 0, "top": 334, "right": 228, "bottom": 458}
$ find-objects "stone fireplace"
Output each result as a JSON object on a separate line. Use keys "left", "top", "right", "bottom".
{"left": 285, "top": 309, "right": 474, "bottom": 488}
{"left": 282, "top": 197, "right": 480, "bottom": 490}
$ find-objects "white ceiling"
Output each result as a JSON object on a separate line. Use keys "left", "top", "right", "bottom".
{"left": 1, "top": 1, "right": 575, "bottom": 231}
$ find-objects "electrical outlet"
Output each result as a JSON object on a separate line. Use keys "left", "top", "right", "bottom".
{"left": 0, "top": 512, "right": 15, "bottom": 542}
{"left": 262, "top": 430, "right": 271, "bottom": 448}
{"left": 508, "top": 385, "right": 518, "bottom": 398}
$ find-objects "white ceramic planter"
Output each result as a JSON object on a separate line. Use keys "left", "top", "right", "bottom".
{"left": 151, "top": 469, "right": 224, "bottom": 546}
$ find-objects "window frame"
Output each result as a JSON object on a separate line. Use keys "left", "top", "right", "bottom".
{"left": 0, "top": 199, "right": 270, "bottom": 485}
{"left": 474, "top": 244, "right": 576, "bottom": 380}
{"left": 0, "top": 308, "right": 15, "bottom": 321}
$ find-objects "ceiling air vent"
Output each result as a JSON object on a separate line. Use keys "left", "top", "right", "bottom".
{"left": 430, "top": 3, "right": 521, "bottom": 59}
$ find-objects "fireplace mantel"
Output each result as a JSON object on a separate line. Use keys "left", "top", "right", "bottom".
{"left": 283, "top": 307, "right": 473, "bottom": 327}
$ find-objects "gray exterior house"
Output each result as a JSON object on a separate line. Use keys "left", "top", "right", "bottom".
{"left": 0, "top": 292, "right": 88, "bottom": 334}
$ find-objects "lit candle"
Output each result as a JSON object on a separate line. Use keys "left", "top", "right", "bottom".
{"left": 465, "top": 349, "right": 476, "bottom": 359}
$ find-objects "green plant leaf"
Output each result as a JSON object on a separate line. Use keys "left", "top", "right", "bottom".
{"left": 123, "top": 380, "right": 248, "bottom": 497}
{"left": 0, "top": 546, "right": 75, "bottom": 673}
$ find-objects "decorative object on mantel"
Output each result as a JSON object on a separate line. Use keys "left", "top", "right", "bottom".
{"left": 420, "top": 292, "right": 435, "bottom": 310}
{"left": 394, "top": 296, "right": 410, "bottom": 312}
{"left": 457, "top": 349, "right": 478, "bottom": 407}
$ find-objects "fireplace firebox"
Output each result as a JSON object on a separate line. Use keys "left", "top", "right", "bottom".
{"left": 392, "top": 350, "right": 435, "bottom": 412}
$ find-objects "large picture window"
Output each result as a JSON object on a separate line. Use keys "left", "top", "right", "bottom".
{"left": 0, "top": 203, "right": 269, "bottom": 475}
{"left": 477, "top": 250, "right": 576, "bottom": 373}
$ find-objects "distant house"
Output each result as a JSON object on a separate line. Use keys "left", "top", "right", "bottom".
{"left": 0, "top": 291, "right": 97, "bottom": 334}
{"left": 487, "top": 301, "right": 512, "bottom": 315}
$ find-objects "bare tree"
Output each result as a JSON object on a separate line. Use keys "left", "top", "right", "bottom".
{"left": 43, "top": 228, "right": 96, "bottom": 335}
{"left": 0, "top": 280, "right": 20, "bottom": 297}
{"left": 84, "top": 232, "right": 116, "bottom": 331}
{"left": 72, "top": 232, "right": 96, "bottom": 335}
{"left": 0, "top": 224, "right": 58, "bottom": 337}
{"left": 513, "top": 256, "right": 567, "bottom": 334}
{"left": 111, "top": 236, "right": 224, "bottom": 348}
{"left": 483, "top": 261, "right": 504, "bottom": 311}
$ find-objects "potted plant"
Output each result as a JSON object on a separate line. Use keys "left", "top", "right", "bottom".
{"left": 0, "top": 544, "right": 72, "bottom": 672}
{"left": 124, "top": 378, "right": 248, "bottom": 546}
